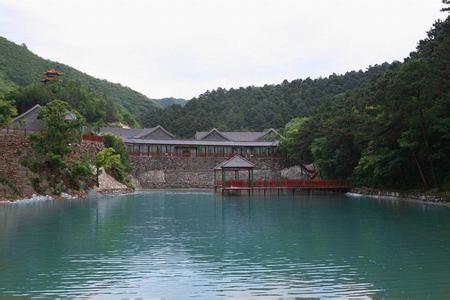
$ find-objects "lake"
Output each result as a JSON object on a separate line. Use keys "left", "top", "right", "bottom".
{"left": 0, "top": 191, "right": 449, "bottom": 298}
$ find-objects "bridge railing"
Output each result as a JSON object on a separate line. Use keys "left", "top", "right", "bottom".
{"left": 222, "top": 179, "right": 350, "bottom": 189}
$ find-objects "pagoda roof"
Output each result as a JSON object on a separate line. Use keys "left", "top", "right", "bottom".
{"left": 44, "top": 69, "right": 64, "bottom": 75}
{"left": 214, "top": 155, "right": 255, "bottom": 170}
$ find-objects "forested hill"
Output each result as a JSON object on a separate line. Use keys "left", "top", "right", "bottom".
{"left": 0, "top": 36, "right": 161, "bottom": 116}
{"left": 140, "top": 64, "right": 392, "bottom": 137}
{"left": 281, "top": 17, "right": 450, "bottom": 190}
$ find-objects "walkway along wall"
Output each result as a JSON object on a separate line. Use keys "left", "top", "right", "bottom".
{"left": 129, "top": 156, "right": 285, "bottom": 189}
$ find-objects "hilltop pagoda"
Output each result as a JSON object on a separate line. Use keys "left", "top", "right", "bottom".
{"left": 42, "top": 69, "right": 64, "bottom": 83}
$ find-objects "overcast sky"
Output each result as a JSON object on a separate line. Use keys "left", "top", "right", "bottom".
{"left": 0, "top": 0, "right": 445, "bottom": 99}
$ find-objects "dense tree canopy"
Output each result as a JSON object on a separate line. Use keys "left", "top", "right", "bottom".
{"left": 140, "top": 64, "right": 392, "bottom": 138}
{"left": 0, "top": 97, "right": 16, "bottom": 127}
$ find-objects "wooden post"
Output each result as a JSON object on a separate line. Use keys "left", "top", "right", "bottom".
{"left": 222, "top": 168, "right": 225, "bottom": 192}
{"left": 214, "top": 169, "right": 217, "bottom": 192}
{"left": 249, "top": 168, "right": 253, "bottom": 196}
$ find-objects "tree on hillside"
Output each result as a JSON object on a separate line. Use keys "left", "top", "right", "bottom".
{"left": 0, "top": 98, "right": 16, "bottom": 127}
{"left": 96, "top": 148, "right": 128, "bottom": 184}
{"left": 21, "top": 100, "right": 93, "bottom": 194}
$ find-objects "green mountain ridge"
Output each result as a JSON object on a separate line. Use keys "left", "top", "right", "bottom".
{"left": 157, "top": 97, "right": 188, "bottom": 107}
{"left": 0, "top": 36, "right": 161, "bottom": 116}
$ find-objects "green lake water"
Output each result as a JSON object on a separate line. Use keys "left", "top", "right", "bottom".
{"left": 0, "top": 191, "right": 449, "bottom": 299}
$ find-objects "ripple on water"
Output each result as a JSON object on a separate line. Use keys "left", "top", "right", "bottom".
{"left": 0, "top": 192, "right": 449, "bottom": 298}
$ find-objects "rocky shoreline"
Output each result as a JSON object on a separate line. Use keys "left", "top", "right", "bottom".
{"left": 349, "top": 187, "right": 450, "bottom": 206}
{"left": 0, "top": 170, "right": 133, "bottom": 203}
{"left": 3, "top": 184, "right": 450, "bottom": 206}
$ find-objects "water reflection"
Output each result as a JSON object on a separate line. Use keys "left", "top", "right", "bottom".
{"left": 0, "top": 192, "right": 449, "bottom": 298}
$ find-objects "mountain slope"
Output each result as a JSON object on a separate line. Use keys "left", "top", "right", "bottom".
{"left": 0, "top": 37, "right": 161, "bottom": 116}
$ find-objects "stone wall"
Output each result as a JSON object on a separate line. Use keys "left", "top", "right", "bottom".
{"left": 130, "top": 156, "right": 285, "bottom": 189}
{"left": 0, "top": 130, "right": 103, "bottom": 200}
{"left": 0, "top": 131, "right": 34, "bottom": 199}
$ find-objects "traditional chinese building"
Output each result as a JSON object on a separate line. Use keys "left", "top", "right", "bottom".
{"left": 7, "top": 104, "right": 45, "bottom": 131}
{"left": 100, "top": 126, "right": 281, "bottom": 158}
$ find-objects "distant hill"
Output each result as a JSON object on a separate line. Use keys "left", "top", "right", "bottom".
{"left": 157, "top": 97, "right": 188, "bottom": 107}
{"left": 0, "top": 36, "right": 161, "bottom": 116}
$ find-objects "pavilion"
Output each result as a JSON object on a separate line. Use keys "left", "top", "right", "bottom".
{"left": 214, "top": 155, "right": 255, "bottom": 191}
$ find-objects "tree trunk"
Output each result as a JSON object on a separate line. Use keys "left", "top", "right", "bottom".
{"left": 418, "top": 107, "right": 439, "bottom": 189}
{"left": 412, "top": 151, "right": 428, "bottom": 189}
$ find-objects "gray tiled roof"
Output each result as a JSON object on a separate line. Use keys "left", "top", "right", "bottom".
{"left": 102, "top": 126, "right": 279, "bottom": 147}
{"left": 133, "top": 125, "right": 176, "bottom": 139}
{"left": 8, "top": 104, "right": 45, "bottom": 130}
{"left": 195, "top": 128, "right": 279, "bottom": 142}
{"left": 100, "top": 127, "right": 150, "bottom": 139}
{"left": 101, "top": 126, "right": 175, "bottom": 140}
{"left": 8, "top": 104, "right": 79, "bottom": 130}
{"left": 123, "top": 138, "right": 278, "bottom": 147}
{"left": 214, "top": 155, "right": 255, "bottom": 169}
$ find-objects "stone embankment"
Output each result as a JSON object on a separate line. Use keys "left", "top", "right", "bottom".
{"left": 350, "top": 187, "right": 450, "bottom": 205}
{"left": 130, "top": 156, "right": 285, "bottom": 189}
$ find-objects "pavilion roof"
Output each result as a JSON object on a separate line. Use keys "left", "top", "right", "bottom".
{"left": 214, "top": 155, "right": 255, "bottom": 170}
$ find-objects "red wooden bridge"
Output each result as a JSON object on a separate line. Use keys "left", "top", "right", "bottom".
{"left": 217, "top": 179, "right": 350, "bottom": 194}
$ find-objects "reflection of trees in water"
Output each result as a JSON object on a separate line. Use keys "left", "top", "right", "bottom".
{"left": 169, "top": 195, "right": 450, "bottom": 297}
{"left": 0, "top": 195, "right": 137, "bottom": 296}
